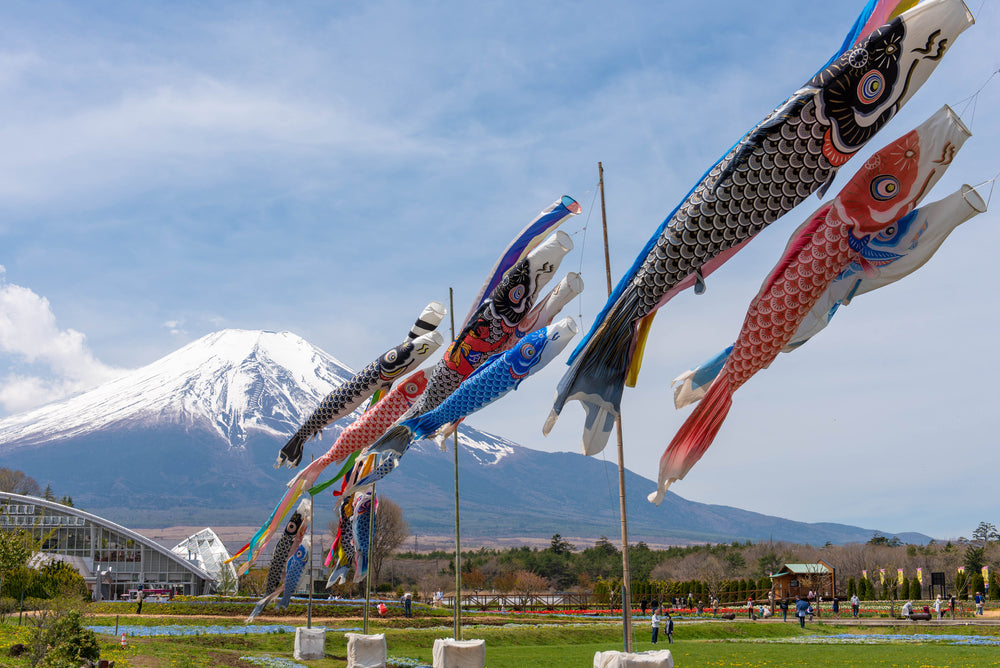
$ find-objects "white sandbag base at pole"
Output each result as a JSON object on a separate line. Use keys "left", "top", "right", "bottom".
{"left": 594, "top": 649, "right": 673, "bottom": 668}
{"left": 432, "top": 638, "right": 485, "bottom": 668}
{"left": 344, "top": 632, "right": 386, "bottom": 668}
{"left": 293, "top": 627, "right": 326, "bottom": 661}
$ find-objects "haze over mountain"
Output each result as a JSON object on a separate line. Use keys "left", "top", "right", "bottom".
{"left": 0, "top": 329, "right": 929, "bottom": 545}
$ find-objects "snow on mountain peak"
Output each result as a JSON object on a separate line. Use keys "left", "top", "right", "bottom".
{"left": 0, "top": 329, "right": 354, "bottom": 449}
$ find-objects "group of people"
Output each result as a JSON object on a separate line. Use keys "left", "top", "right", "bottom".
{"left": 649, "top": 606, "right": 674, "bottom": 644}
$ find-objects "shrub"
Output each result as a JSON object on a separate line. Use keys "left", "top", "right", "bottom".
{"left": 29, "top": 609, "right": 100, "bottom": 667}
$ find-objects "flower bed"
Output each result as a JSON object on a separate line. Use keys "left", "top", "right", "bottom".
{"left": 86, "top": 624, "right": 360, "bottom": 637}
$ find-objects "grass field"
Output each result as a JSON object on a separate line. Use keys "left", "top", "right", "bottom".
{"left": 4, "top": 606, "right": 1000, "bottom": 667}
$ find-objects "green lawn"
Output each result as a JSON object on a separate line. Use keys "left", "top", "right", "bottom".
{"left": 5, "top": 613, "right": 1000, "bottom": 667}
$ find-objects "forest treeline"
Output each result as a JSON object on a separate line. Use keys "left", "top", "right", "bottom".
{"left": 375, "top": 525, "right": 1000, "bottom": 603}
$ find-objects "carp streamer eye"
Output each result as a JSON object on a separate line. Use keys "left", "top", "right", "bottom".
{"left": 857, "top": 70, "right": 885, "bottom": 104}
{"left": 404, "top": 382, "right": 418, "bottom": 394}
{"left": 847, "top": 48, "right": 868, "bottom": 69}
{"left": 869, "top": 175, "right": 900, "bottom": 201}
{"left": 509, "top": 284, "right": 526, "bottom": 303}
{"left": 384, "top": 350, "right": 398, "bottom": 363}
{"left": 875, "top": 224, "right": 898, "bottom": 241}
{"left": 520, "top": 343, "right": 537, "bottom": 359}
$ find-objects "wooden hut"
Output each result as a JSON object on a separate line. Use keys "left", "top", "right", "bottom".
{"left": 769, "top": 560, "right": 836, "bottom": 600}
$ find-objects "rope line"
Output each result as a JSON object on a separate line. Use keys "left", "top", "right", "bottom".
{"left": 970, "top": 172, "right": 998, "bottom": 210}
{"left": 953, "top": 68, "right": 999, "bottom": 129}
{"left": 574, "top": 183, "right": 601, "bottom": 323}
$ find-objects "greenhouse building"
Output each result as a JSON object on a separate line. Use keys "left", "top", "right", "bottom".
{"left": 1, "top": 491, "right": 214, "bottom": 599}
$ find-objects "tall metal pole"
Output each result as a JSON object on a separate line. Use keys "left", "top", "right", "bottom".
{"left": 308, "top": 454, "right": 314, "bottom": 629}
{"left": 363, "top": 484, "right": 376, "bottom": 634}
{"left": 599, "top": 162, "right": 633, "bottom": 652}
{"left": 450, "top": 287, "right": 463, "bottom": 639}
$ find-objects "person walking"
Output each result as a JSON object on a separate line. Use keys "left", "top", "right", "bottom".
{"left": 747, "top": 597, "right": 755, "bottom": 620}
{"left": 850, "top": 593, "right": 860, "bottom": 618}
{"left": 795, "top": 596, "right": 809, "bottom": 629}
{"left": 949, "top": 594, "right": 956, "bottom": 619}
{"left": 975, "top": 591, "right": 984, "bottom": 615}
{"left": 651, "top": 607, "right": 661, "bottom": 644}
{"left": 832, "top": 597, "right": 840, "bottom": 618}
{"left": 779, "top": 598, "right": 788, "bottom": 622}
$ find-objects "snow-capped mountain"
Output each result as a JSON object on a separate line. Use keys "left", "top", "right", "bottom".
{"left": 0, "top": 329, "right": 355, "bottom": 450}
{"left": 0, "top": 329, "right": 926, "bottom": 545}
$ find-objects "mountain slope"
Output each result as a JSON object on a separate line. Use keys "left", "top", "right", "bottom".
{"left": 0, "top": 329, "right": 930, "bottom": 545}
{"left": 0, "top": 330, "right": 354, "bottom": 448}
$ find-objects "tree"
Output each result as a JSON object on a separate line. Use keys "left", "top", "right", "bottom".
{"left": 513, "top": 570, "right": 549, "bottom": 609}
{"left": 370, "top": 497, "right": 409, "bottom": 585}
{"left": 0, "top": 468, "right": 41, "bottom": 496}
{"left": 549, "top": 534, "right": 574, "bottom": 555}
{"left": 972, "top": 522, "right": 1000, "bottom": 546}
{"left": 0, "top": 530, "right": 32, "bottom": 579}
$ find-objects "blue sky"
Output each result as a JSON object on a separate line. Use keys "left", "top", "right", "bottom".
{"left": 0, "top": 0, "right": 997, "bottom": 539}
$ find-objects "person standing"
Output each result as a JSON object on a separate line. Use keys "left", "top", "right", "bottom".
{"left": 975, "top": 591, "right": 984, "bottom": 615}
{"left": 850, "top": 593, "right": 860, "bottom": 618}
{"left": 747, "top": 597, "right": 754, "bottom": 620}
{"left": 651, "top": 607, "right": 661, "bottom": 644}
{"left": 795, "top": 596, "right": 809, "bottom": 629}
{"left": 949, "top": 594, "right": 956, "bottom": 619}
{"left": 832, "top": 597, "right": 839, "bottom": 618}
{"left": 665, "top": 611, "right": 674, "bottom": 644}
{"left": 933, "top": 595, "right": 943, "bottom": 619}
{"left": 779, "top": 598, "right": 788, "bottom": 622}
{"left": 403, "top": 592, "right": 413, "bottom": 618}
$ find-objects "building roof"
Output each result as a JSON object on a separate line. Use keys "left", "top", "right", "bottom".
{"left": 770, "top": 563, "right": 832, "bottom": 578}
{"left": 171, "top": 527, "right": 236, "bottom": 586}
{"left": 1, "top": 491, "right": 212, "bottom": 582}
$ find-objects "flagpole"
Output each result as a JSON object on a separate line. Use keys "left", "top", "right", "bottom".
{"left": 307, "top": 454, "right": 314, "bottom": 630}
{"left": 449, "top": 287, "right": 463, "bottom": 639}
{"left": 363, "top": 484, "right": 376, "bottom": 634}
{"left": 599, "top": 162, "right": 633, "bottom": 652}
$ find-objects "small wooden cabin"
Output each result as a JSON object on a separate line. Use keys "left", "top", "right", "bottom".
{"left": 770, "top": 560, "right": 836, "bottom": 600}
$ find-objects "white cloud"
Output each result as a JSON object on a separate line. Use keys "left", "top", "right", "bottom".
{"left": 0, "top": 276, "right": 124, "bottom": 413}
{"left": 163, "top": 320, "right": 187, "bottom": 336}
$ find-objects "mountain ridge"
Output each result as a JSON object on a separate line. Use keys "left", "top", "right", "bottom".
{"left": 0, "top": 329, "right": 931, "bottom": 545}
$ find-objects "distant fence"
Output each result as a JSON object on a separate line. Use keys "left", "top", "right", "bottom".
{"left": 444, "top": 591, "right": 592, "bottom": 611}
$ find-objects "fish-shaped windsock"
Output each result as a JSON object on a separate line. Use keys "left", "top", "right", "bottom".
{"left": 325, "top": 494, "right": 357, "bottom": 586}
{"left": 672, "top": 184, "right": 987, "bottom": 407}
{"left": 787, "top": 183, "right": 988, "bottom": 348}
{"left": 342, "top": 318, "right": 580, "bottom": 495}
{"left": 276, "top": 302, "right": 446, "bottom": 468}
{"left": 547, "top": 0, "right": 974, "bottom": 458}
{"left": 267, "top": 499, "right": 311, "bottom": 584}
{"left": 245, "top": 499, "right": 310, "bottom": 622}
{"left": 462, "top": 196, "right": 581, "bottom": 331}
{"left": 413, "top": 318, "right": 579, "bottom": 443}
{"left": 403, "top": 230, "right": 573, "bottom": 422}
{"left": 352, "top": 491, "right": 377, "bottom": 583}
{"left": 242, "top": 369, "right": 429, "bottom": 570}
{"left": 432, "top": 273, "right": 584, "bottom": 448}
{"left": 650, "top": 105, "right": 970, "bottom": 504}
{"left": 277, "top": 536, "right": 311, "bottom": 610}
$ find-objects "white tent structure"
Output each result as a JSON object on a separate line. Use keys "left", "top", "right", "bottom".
{"left": 171, "top": 528, "right": 237, "bottom": 592}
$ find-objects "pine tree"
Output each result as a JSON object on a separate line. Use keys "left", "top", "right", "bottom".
{"left": 848, "top": 577, "right": 856, "bottom": 597}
